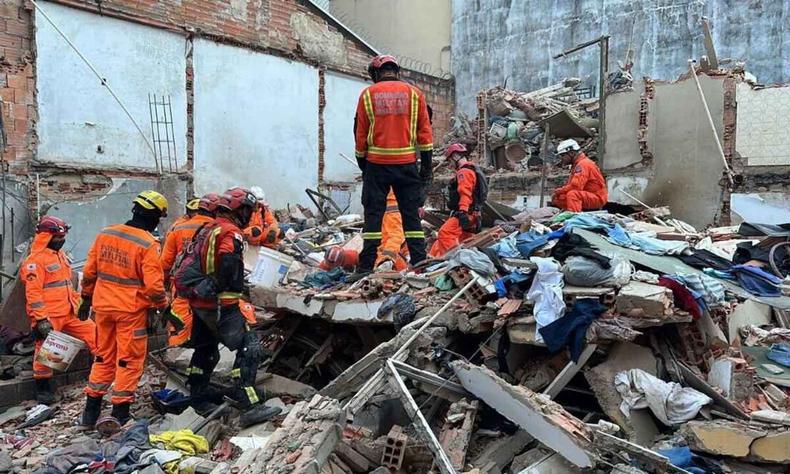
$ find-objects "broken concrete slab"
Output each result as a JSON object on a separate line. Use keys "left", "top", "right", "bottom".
{"left": 451, "top": 360, "right": 596, "bottom": 468}
{"left": 246, "top": 394, "right": 343, "bottom": 473}
{"left": 682, "top": 420, "right": 766, "bottom": 457}
{"left": 708, "top": 356, "right": 754, "bottom": 402}
{"left": 470, "top": 430, "right": 532, "bottom": 473}
{"left": 584, "top": 342, "right": 660, "bottom": 445}
{"left": 749, "top": 430, "right": 790, "bottom": 463}
{"left": 728, "top": 300, "right": 772, "bottom": 343}
{"left": 516, "top": 451, "right": 584, "bottom": 473}
{"left": 258, "top": 373, "right": 317, "bottom": 400}
{"left": 615, "top": 281, "right": 673, "bottom": 319}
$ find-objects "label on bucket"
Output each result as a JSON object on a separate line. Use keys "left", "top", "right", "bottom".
{"left": 36, "top": 331, "right": 84, "bottom": 372}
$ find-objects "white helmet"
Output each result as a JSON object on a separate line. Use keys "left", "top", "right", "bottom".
{"left": 557, "top": 139, "right": 581, "bottom": 154}
{"left": 249, "top": 186, "right": 265, "bottom": 202}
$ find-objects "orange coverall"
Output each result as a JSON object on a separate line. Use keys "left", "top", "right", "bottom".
{"left": 551, "top": 152, "right": 608, "bottom": 212}
{"left": 430, "top": 166, "right": 478, "bottom": 258}
{"left": 21, "top": 232, "right": 97, "bottom": 380}
{"left": 82, "top": 224, "right": 167, "bottom": 405}
{"left": 376, "top": 190, "right": 409, "bottom": 271}
{"left": 319, "top": 249, "right": 359, "bottom": 271}
{"left": 161, "top": 214, "right": 214, "bottom": 346}
{"left": 244, "top": 205, "right": 280, "bottom": 249}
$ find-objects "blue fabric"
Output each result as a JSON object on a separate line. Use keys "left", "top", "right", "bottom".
{"left": 494, "top": 271, "right": 531, "bottom": 298}
{"left": 703, "top": 268, "right": 737, "bottom": 280}
{"left": 656, "top": 446, "right": 713, "bottom": 474}
{"left": 515, "top": 228, "right": 566, "bottom": 257}
{"left": 730, "top": 265, "right": 783, "bottom": 297}
{"left": 539, "top": 299, "right": 606, "bottom": 362}
{"left": 562, "top": 213, "right": 613, "bottom": 231}
{"left": 303, "top": 267, "right": 346, "bottom": 288}
{"left": 671, "top": 273, "right": 725, "bottom": 308}
{"left": 488, "top": 233, "right": 521, "bottom": 258}
{"left": 607, "top": 224, "right": 689, "bottom": 255}
{"left": 767, "top": 343, "right": 790, "bottom": 367}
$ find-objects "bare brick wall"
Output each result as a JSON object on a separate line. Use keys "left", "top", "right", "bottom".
{"left": 0, "top": 0, "right": 455, "bottom": 189}
{"left": 0, "top": 0, "right": 35, "bottom": 173}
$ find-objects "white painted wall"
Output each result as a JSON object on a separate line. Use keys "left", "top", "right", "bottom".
{"left": 323, "top": 71, "right": 367, "bottom": 182}
{"left": 35, "top": 2, "right": 187, "bottom": 171}
{"left": 193, "top": 40, "right": 319, "bottom": 208}
{"left": 736, "top": 83, "right": 790, "bottom": 166}
{"left": 323, "top": 71, "right": 368, "bottom": 214}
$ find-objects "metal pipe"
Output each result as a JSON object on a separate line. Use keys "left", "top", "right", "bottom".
{"left": 539, "top": 123, "right": 550, "bottom": 207}
{"left": 598, "top": 36, "right": 609, "bottom": 168}
{"left": 553, "top": 35, "right": 608, "bottom": 59}
{"left": 30, "top": 0, "right": 161, "bottom": 174}
{"left": 687, "top": 60, "right": 734, "bottom": 185}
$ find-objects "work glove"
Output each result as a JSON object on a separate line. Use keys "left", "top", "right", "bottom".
{"left": 356, "top": 156, "right": 367, "bottom": 173}
{"left": 147, "top": 306, "right": 169, "bottom": 334}
{"left": 456, "top": 211, "right": 471, "bottom": 231}
{"left": 162, "top": 306, "right": 185, "bottom": 333}
{"left": 77, "top": 297, "right": 92, "bottom": 321}
{"left": 32, "top": 319, "right": 53, "bottom": 340}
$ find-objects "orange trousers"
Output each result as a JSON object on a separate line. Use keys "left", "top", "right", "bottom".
{"left": 429, "top": 215, "right": 476, "bottom": 258}
{"left": 85, "top": 310, "right": 147, "bottom": 404}
{"left": 33, "top": 316, "right": 97, "bottom": 380}
{"left": 167, "top": 295, "right": 193, "bottom": 347}
{"left": 376, "top": 208, "right": 409, "bottom": 271}
{"left": 553, "top": 190, "right": 606, "bottom": 212}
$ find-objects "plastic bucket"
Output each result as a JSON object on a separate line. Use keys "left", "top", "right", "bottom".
{"left": 249, "top": 247, "right": 295, "bottom": 288}
{"left": 35, "top": 330, "right": 85, "bottom": 372}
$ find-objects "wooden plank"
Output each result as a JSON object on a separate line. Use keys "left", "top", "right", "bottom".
{"left": 543, "top": 344, "right": 598, "bottom": 399}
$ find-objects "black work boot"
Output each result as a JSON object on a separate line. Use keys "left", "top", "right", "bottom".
{"left": 80, "top": 395, "right": 103, "bottom": 428}
{"left": 35, "top": 379, "right": 56, "bottom": 405}
{"left": 239, "top": 403, "right": 282, "bottom": 428}
{"left": 110, "top": 402, "right": 131, "bottom": 426}
{"left": 190, "top": 383, "right": 225, "bottom": 416}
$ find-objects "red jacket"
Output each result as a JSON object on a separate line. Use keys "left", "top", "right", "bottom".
{"left": 354, "top": 80, "right": 433, "bottom": 165}
{"left": 554, "top": 153, "right": 608, "bottom": 201}
{"left": 191, "top": 217, "right": 245, "bottom": 309}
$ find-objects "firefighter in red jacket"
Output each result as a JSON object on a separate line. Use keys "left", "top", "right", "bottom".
{"left": 185, "top": 187, "right": 280, "bottom": 427}
{"left": 551, "top": 139, "right": 608, "bottom": 212}
{"left": 354, "top": 55, "right": 433, "bottom": 273}
{"left": 430, "top": 144, "right": 483, "bottom": 257}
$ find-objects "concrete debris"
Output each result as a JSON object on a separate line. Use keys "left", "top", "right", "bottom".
{"left": 614, "top": 281, "right": 674, "bottom": 319}
{"left": 451, "top": 360, "right": 596, "bottom": 468}
{"left": 244, "top": 395, "right": 343, "bottom": 473}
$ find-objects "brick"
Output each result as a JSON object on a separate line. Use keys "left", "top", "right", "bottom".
{"left": 4, "top": 20, "right": 30, "bottom": 38}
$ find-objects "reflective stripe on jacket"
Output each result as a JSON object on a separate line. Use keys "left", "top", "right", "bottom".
{"left": 82, "top": 224, "right": 167, "bottom": 313}
{"left": 354, "top": 80, "right": 433, "bottom": 165}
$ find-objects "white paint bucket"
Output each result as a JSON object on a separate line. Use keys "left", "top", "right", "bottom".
{"left": 36, "top": 330, "right": 85, "bottom": 372}
{"left": 249, "top": 247, "right": 295, "bottom": 288}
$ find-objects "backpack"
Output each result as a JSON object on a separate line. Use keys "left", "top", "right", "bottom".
{"left": 447, "top": 163, "right": 489, "bottom": 212}
{"left": 173, "top": 222, "right": 220, "bottom": 301}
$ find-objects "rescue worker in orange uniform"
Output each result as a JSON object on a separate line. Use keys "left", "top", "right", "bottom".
{"left": 78, "top": 190, "right": 169, "bottom": 434}
{"left": 430, "top": 144, "right": 484, "bottom": 257}
{"left": 243, "top": 187, "right": 282, "bottom": 249}
{"left": 173, "top": 198, "right": 200, "bottom": 228}
{"left": 320, "top": 246, "right": 359, "bottom": 272}
{"left": 376, "top": 189, "right": 409, "bottom": 271}
{"left": 551, "top": 139, "right": 608, "bottom": 212}
{"left": 161, "top": 193, "right": 220, "bottom": 346}
{"left": 354, "top": 55, "right": 433, "bottom": 273}
{"left": 21, "top": 216, "right": 97, "bottom": 404}
{"left": 183, "top": 187, "right": 280, "bottom": 427}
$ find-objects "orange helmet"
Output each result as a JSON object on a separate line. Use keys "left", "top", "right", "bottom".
{"left": 368, "top": 55, "right": 399, "bottom": 79}
{"left": 198, "top": 192, "right": 220, "bottom": 213}
{"left": 217, "top": 187, "right": 257, "bottom": 211}
{"left": 36, "top": 216, "right": 70, "bottom": 237}
{"left": 325, "top": 246, "right": 345, "bottom": 265}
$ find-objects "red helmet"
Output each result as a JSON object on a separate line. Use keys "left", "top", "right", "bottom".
{"left": 445, "top": 143, "right": 468, "bottom": 158}
{"left": 217, "top": 187, "right": 257, "bottom": 211}
{"left": 368, "top": 55, "right": 399, "bottom": 79}
{"left": 198, "top": 192, "right": 220, "bottom": 213}
{"left": 36, "top": 216, "right": 70, "bottom": 237}
{"left": 325, "top": 246, "right": 344, "bottom": 265}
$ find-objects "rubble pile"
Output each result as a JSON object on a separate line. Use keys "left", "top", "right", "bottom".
{"left": 138, "top": 204, "right": 787, "bottom": 473}
{"left": 481, "top": 78, "right": 600, "bottom": 172}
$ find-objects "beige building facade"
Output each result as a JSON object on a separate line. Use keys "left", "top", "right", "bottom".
{"left": 329, "top": 0, "right": 451, "bottom": 76}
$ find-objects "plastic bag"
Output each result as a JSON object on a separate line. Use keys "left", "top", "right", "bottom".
{"left": 562, "top": 253, "right": 631, "bottom": 287}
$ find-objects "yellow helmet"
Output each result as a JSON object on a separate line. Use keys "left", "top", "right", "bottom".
{"left": 185, "top": 198, "right": 201, "bottom": 211}
{"left": 133, "top": 190, "right": 169, "bottom": 216}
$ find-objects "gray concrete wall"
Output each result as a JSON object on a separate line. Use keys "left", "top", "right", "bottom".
{"left": 452, "top": 0, "right": 790, "bottom": 115}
